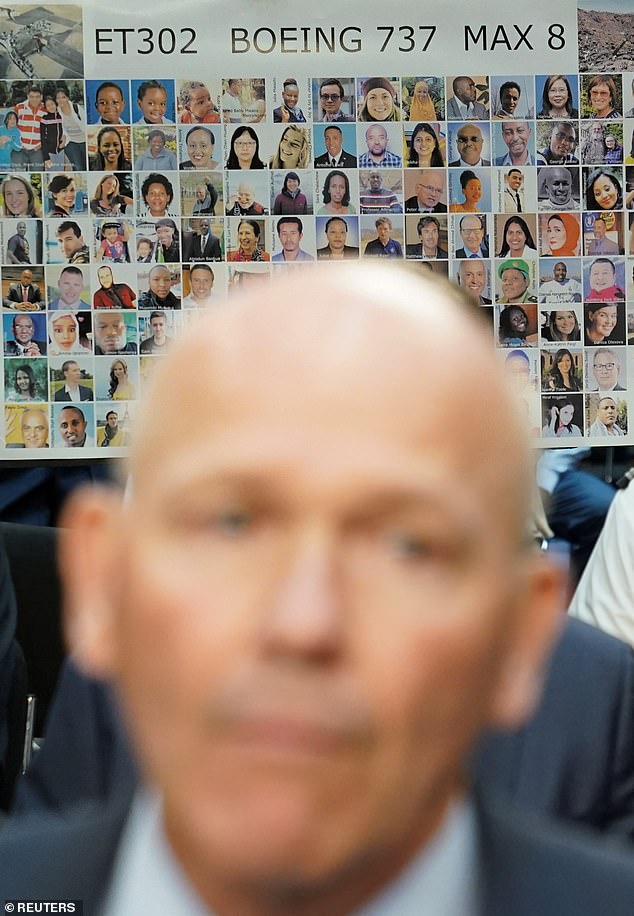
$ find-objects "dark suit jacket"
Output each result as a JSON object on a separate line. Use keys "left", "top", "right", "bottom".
{"left": 473, "top": 618, "right": 634, "bottom": 839}
{"left": 183, "top": 232, "right": 221, "bottom": 262}
{"left": 314, "top": 150, "right": 357, "bottom": 169}
{"left": 5, "top": 283, "right": 42, "bottom": 306}
{"left": 4, "top": 784, "right": 634, "bottom": 912}
{"left": 455, "top": 244, "right": 489, "bottom": 259}
{"left": 4, "top": 339, "right": 47, "bottom": 356}
{"left": 316, "top": 245, "right": 359, "bottom": 260}
{"left": 404, "top": 196, "right": 447, "bottom": 213}
{"left": 53, "top": 385, "right": 93, "bottom": 402}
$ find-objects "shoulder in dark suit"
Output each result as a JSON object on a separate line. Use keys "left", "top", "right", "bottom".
{"left": 314, "top": 150, "right": 357, "bottom": 169}
{"left": 53, "top": 385, "right": 93, "bottom": 403}
{"left": 186, "top": 233, "right": 221, "bottom": 262}
{"left": 404, "top": 196, "right": 447, "bottom": 213}
{"left": 474, "top": 618, "right": 634, "bottom": 840}
{"left": 4, "top": 782, "right": 634, "bottom": 912}
{"left": 5, "top": 283, "right": 41, "bottom": 305}
{"left": 316, "top": 245, "right": 359, "bottom": 260}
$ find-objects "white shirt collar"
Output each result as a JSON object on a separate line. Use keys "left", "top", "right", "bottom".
{"left": 102, "top": 793, "right": 478, "bottom": 916}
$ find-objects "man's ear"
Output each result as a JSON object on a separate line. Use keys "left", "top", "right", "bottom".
{"left": 59, "top": 484, "right": 125, "bottom": 680}
{"left": 488, "top": 552, "right": 566, "bottom": 731}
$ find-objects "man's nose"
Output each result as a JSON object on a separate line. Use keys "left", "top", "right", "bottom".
{"left": 261, "top": 528, "right": 343, "bottom": 663}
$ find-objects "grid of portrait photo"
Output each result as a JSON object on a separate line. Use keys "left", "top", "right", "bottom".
{"left": 1, "top": 63, "right": 634, "bottom": 450}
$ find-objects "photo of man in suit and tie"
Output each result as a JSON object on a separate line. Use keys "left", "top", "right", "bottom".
{"left": 182, "top": 217, "right": 222, "bottom": 261}
{"left": 314, "top": 125, "right": 357, "bottom": 169}
{"left": 3, "top": 269, "right": 43, "bottom": 311}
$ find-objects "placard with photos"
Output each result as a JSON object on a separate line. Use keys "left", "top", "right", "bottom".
{"left": 0, "top": 0, "right": 632, "bottom": 455}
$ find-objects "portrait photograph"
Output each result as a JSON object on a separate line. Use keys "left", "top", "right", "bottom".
{"left": 223, "top": 123, "right": 266, "bottom": 171}
{"left": 4, "top": 402, "right": 50, "bottom": 448}
{"left": 48, "top": 355, "right": 93, "bottom": 401}
{"left": 494, "top": 213, "right": 538, "bottom": 259}
{"left": 311, "top": 77, "right": 355, "bottom": 122}
{"left": 2, "top": 217, "right": 42, "bottom": 265}
{"left": 491, "top": 120, "right": 536, "bottom": 167}
{"left": 176, "top": 79, "right": 221, "bottom": 125}
{"left": 584, "top": 301, "right": 626, "bottom": 346}
{"left": 94, "top": 354, "right": 139, "bottom": 401}
{"left": 541, "top": 393, "right": 584, "bottom": 438}
{"left": 43, "top": 172, "right": 88, "bottom": 218}
{"left": 401, "top": 76, "right": 444, "bottom": 121}
{"left": 225, "top": 170, "right": 269, "bottom": 216}
{"left": 582, "top": 210, "right": 624, "bottom": 256}
{"left": 315, "top": 214, "right": 359, "bottom": 258}
{"left": 135, "top": 216, "right": 180, "bottom": 264}
{"left": 538, "top": 260, "right": 583, "bottom": 306}
{"left": 180, "top": 217, "right": 224, "bottom": 263}
{"left": 136, "top": 264, "right": 182, "bottom": 309}
{"left": 86, "top": 79, "right": 131, "bottom": 126}
{"left": 315, "top": 169, "right": 359, "bottom": 216}
{"left": 355, "top": 121, "right": 403, "bottom": 169}
{"left": 445, "top": 75, "right": 489, "bottom": 120}
{"left": 537, "top": 166, "right": 581, "bottom": 211}
{"left": 2, "top": 264, "right": 45, "bottom": 312}
{"left": 130, "top": 78, "right": 176, "bottom": 126}
{"left": 490, "top": 76, "right": 535, "bottom": 120}
{"left": 271, "top": 76, "right": 310, "bottom": 124}
{"left": 356, "top": 76, "right": 403, "bottom": 122}
{"left": 403, "top": 168, "right": 447, "bottom": 212}
{"left": 358, "top": 169, "right": 402, "bottom": 214}
{"left": 134, "top": 171, "right": 179, "bottom": 219}
{"left": 538, "top": 212, "right": 582, "bottom": 257}
{"left": 448, "top": 167, "right": 491, "bottom": 214}
{"left": 404, "top": 214, "right": 448, "bottom": 260}
{"left": 535, "top": 74, "right": 579, "bottom": 119}
{"left": 221, "top": 78, "right": 266, "bottom": 124}
{"left": 93, "top": 218, "right": 133, "bottom": 264}
{"left": 180, "top": 171, "right": 223, "bottom": 217}
{"left": 181, "top": 262, "right": 227, "bottom": 302}
{"left": 2, "top": 311, "right": 46, "bottom": 351}
{"left": 52, "top": 401, "right": 94, "bottom": 448}
{"left": 226, "top": 215, "right": 270, "bottom": 261}
{"left": 584, "top": 345, "right": 628, "bottom": 391}
{"left": 403, "top": 122, "right": 446, "bottom": 169}
{"left": 0, "top": 172, "right": 42, "bottom": 218}
{"left": 446, "top": 122, "right": 491, "bottom": 167}
{"left": 4, "top": 357, "right": 48, "bottom": 402}
{"left": 580, "top": 73, "right": 623, "bottom": 119}
{"left": 46, "top": 262, "right": 90, "bottom": 309}
{"left": 87, "top": 124, "right": 132, "bottom": 172}
{"left": 131, "top": 125, "right": 178, "bottom": 172}
{"left": 270, "top": 170, "right": 313, "bottom": 216}
{"left": 586, "top": 393, "right": 627, "bottom": 438}
{"left": 312, "top": 122, "right": 357, "bottom": 167}
{"left": 583, "top": 165, "right": 624, "bottom": 211}
{"left": 540, "top": 346, "right": 583, "bottom": 392}
{"left": 539, "top": 305, "right": 583, "bottom": 344}
{"left": 359, "top": 215, "right": 404, "bottom": 257}
{"left": 579, "top": 121, "right": 623, "bottom": 166}
{"left": 47, "top": 310, "right": 92, "bottom": 356}
{"left": 96, "top": 405, "right": 132, "bottom": 447}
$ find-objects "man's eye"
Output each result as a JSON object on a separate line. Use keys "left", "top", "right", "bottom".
{"left": 387, "top": 532, "right": 430, "bottom": 561}
{"left": 215, "top": 509, "right": 252, "bottom": 535}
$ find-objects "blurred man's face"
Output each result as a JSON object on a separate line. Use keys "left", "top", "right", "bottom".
{"left": 454, "top": 77, "right": 476, "bottom": 104}
{"left": 320, "top": 83, "right": 343, "bottom": 115}
{"left": 63, "top": 362, "right": 81, "bottom": 383}
{"left": 365, "top": 126, "right": 387, "bottom": 156}
{"left": 150, "top": 316, "right": 167, "bottom": 338}
{"left": 460, "top": 217, "right": 483, "bottom": 254}
{"left": 546, "top": 168, "right": 572, "bottom": 205}
{"left": 507, "top": 171, "right": 522, "bottom": 191}
{"left": 419, "top": 222, "right": 439, "bottom": 249}
{"left": 20, "top": 270, "right": 33, "bottom": 285}
{"left": 21, "top": 410, "right": 48, "bottom": 448}
{"left": 597, "top": 398, "right": 617, "bottom": 426}
{"left": 14, "top": 316, "right": 34, "bottom": 344}
{"left": 549, "top": 124, "right": 575, "bottom": 157}
{"left": 57, "top": 229, "right": 83, "bottom": 258}
{"left": 190, "top": 268, "right": 213, "bottom": 298}
{"left": 278, "top": 224, "right": 301, "bottom": 253}
{"left": 95, "top": 314, "right": 126, "bottom": 353}
{"left": 377, "top": 222, "right": 391, "bottom": 243}
{"left": 593, "top": 352, "right": 619, "bottom": 390}
{"left": 324, "top": 128, "right": 342, "bottom": 157}
{"left": 455, "top": 126, "right": 483, "bottom": 165}
{"left": 459, "top": 261, "right": 486, "bottom": 298}
{"left": 16, "top": 221, "right": 26, "bottom": 236}
{"left": 59, "top": 271, "right": 83, "bottom": 303}
{"left": 58, "top": 408, "right": 86, "bottom": 446}
{"left": 594, "top": 220, "right": 606, "bottom": 239}
{"left": 501, "top": 122, "right": 531, "bottom": 159}
{"left": 64, "top": 272, "right": 560, "bottom": 915}
{"left": 553, "top": 262, "right": 567, "bottom": 282}
{"left": 415, "top": 170, "right": 444, "bottom": 208}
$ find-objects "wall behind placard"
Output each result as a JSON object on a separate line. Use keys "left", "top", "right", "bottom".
{"left": 0, "top": 0, "right": 631, "bottom": 455}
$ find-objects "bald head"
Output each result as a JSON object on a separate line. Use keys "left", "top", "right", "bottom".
{"left": 133, "top": 265, "right": 530, "bottom": 536}
{"left": 61, "top": 263, "right": 560, "bottom": 916}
